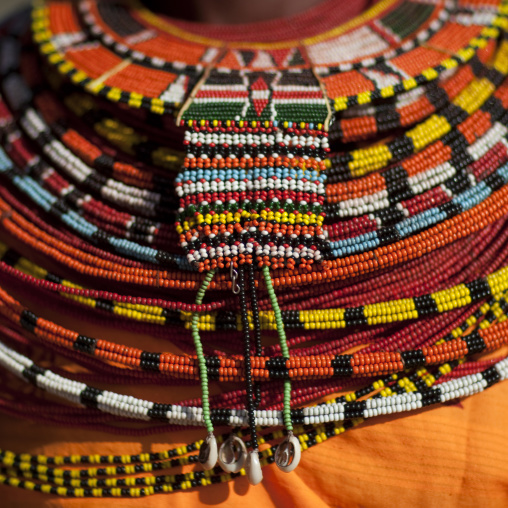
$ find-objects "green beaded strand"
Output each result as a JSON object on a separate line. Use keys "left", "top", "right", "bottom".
{"left": 262, "top": 265, "right": 293, "bottom": 432}
{"left": 191, "top": 270, "right": 216, "bottom": 433}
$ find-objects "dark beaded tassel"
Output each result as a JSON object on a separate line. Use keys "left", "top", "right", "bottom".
{"left": 238, "top": 265, "right": 258, "bottom": 451}
{"left": 239, "top": 265, "right": 263, "bottom": 484}
{"left": 248, "top": 263, "right": 263, "bottom": 409}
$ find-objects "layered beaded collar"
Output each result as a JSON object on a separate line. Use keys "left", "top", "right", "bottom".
{"left": 0, "top": 0, "right": 508, "bottom": 497}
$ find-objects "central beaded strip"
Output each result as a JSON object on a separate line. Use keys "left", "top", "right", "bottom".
{"left": 176, "top": 120, "right": 330, "bottom": 270}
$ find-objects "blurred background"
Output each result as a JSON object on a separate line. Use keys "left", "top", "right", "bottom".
{"left": 1, "top": 0, "right": 33, "bottom": 20}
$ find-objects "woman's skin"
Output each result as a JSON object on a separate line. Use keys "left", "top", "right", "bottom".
{"left": 144, "top": 0, "right": 327, "bottom": 24}
{"left": 190, "top": 0, "right": 327, "bottom": 24}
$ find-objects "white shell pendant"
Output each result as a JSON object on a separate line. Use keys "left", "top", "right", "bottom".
{"left": 198, "top": 433, "right": 218, "bottom": 470}
{"left": 218, "top": 434, "right": 247, "bottom": 473}
{"left": 245, "top": 450, "right": 263, "bottom": 485}
{"left": 274, "top": 433, "right": 301, "bottom": 473}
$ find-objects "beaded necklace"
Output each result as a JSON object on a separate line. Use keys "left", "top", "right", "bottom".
{"left": 1, "top": 0, "right": 508, "bottom": 497}
{"left": 0, "top": 298, "right": 506, "bottom": 496}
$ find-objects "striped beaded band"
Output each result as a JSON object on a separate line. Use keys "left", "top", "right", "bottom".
{"left": 1, "top": 240, "right": 507, "bottom": 331}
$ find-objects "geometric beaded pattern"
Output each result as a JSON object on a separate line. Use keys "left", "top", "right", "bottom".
{"left": 175, "top": 121, "right": 329, "bottom": 270}
{"left": 32, "top": 0, "right": 508, "bottom": 272}
{"left": 319, "top": 1, "right": 508, "bottom": 111}
{"left": 33, "top": 0, "right": 502, "bottom": 117}
{"left": 0, "top": 0, "right": 506, "bottom": 498}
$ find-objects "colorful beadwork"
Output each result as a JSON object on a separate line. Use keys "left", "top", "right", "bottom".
{"left": 0, "top": 0, "right": 508, "bottom": 499}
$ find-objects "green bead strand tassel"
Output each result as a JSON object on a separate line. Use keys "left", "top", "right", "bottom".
{"left": 192, "top": 270, "right": 218, "bottom": 470}
{"left": 262, "top": 266, "right": 301, "bottom": 473}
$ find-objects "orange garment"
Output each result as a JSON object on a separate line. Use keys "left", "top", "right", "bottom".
{"left": 2, "top": 0, "right": 508, "bottom": 504}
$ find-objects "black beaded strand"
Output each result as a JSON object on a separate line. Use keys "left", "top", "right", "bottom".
{"left": 248, "top": 263, "right": 263, "bottom": 409}
{"left": 238, "top": 265, "right": 258, "bottom": 451}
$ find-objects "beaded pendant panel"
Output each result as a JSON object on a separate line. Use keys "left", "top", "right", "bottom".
{"left": 175, "top": 120, "right": 329, "bottom": 270}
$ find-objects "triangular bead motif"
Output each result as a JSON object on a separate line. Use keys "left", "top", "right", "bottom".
{"left": 250, "top": 76, "right": 270, "bottom": 116}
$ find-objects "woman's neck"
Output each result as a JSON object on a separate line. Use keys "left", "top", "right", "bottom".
{"left": 143, "top": 0, "right": 328, "bottom": 24}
